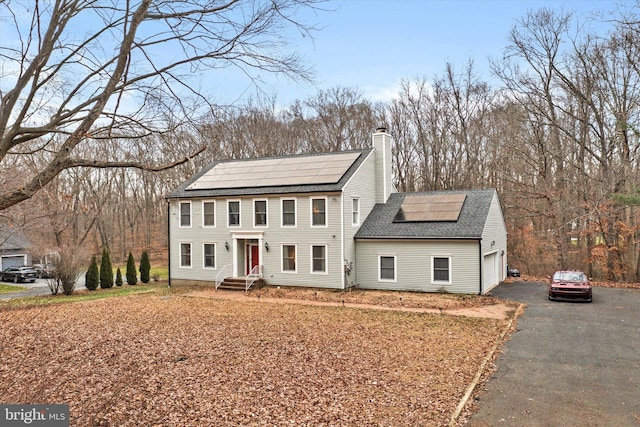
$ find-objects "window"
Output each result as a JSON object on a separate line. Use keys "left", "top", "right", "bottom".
{"left": 311, "top": 245, "right": 327, "bottom": 273}
{"left": 203, "top": 243, "right": 216, "bottom": 269}
{"left": 281, "top": 198, "right": 296, "bottom": 227}
{"left": 203, "top": 201, "right": 215, "bottom": 227}
{"left": 282, "top": 245, "right": 297, "bottom": 272}
{"left": 254, "top": 199, "right": 267, "bottom": 227}
{"left": 228, "top": 200, "right": 240, "bottom": 227}
{"left": 379, "top": 255, "right": 396, "bottom": 281}
{"left": 179, "top": 202, "right": 191, "bottom": 227}
{"left": 352, "top": 198, "right": 360, "bottom": 226}
{"left": 433, "top": 257, "right": 451, "bottom": 282}
{"left": 180, "top": 243, "right": 192, "bottom": 267}
{"left": 311, "top": 198, "right": 326, "bottom": 226}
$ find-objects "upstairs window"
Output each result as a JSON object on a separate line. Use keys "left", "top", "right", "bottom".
{"left": 228, "top": 200, "right": 240, "bottom": 227}
{"left": 282, "top": 198, "right": 296, "bottom": 227}
{"left": 203, "top": 201, "right": 215, "bottom": 227}
{"left": 254, "top": 200, "right": 267, "bottom": 227}
{"left": 179, "top": 202, "right": 191, "bottom": 227}
{"left": 311, "top": 198, "right": 326, "bottom": 227}
{"left": 352, "top": 198, "right": 360, "bottom": 226}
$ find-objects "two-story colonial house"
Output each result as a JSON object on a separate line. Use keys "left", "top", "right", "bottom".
{"left": 167, "top": 128, "right": 507, "bottom": 294}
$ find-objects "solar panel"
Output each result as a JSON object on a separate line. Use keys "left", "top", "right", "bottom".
{"left": 187, "top": 152, "right": 361, "bottom": 190}
{"left": 394, "top": 194, "right": 466, "bottom": 222}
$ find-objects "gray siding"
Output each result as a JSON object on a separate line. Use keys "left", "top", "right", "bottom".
{"left": 355, "top": 240, "right": 480, "bottom": 293}
{"left": 341, "top": 151, "right": 378, "bottom": 288}
{"left": 480, "top": 192, "right": 508, "bottom": 293}
{"left": 169, "top": 193, "right": 345, "bottom": 288}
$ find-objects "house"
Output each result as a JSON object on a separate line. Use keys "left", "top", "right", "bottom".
{"left": 0, "top": 224, "right": 32, "bottom": 270}
{"left": 166, "top": 128, "right": 507, "bottom": 294}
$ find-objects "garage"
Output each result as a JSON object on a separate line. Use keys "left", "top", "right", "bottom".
{"left": 483, "top": 251, "right": 500, "bottom": 292}
{"left": 1, "top": 254, "right": 26, "bottom": 270}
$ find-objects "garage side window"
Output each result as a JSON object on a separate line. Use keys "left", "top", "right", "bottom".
{"left": 432, "top": 256, "right": 450, "bottom": 283}
{"left": 379, "top": 255, "right": 396, "bottom": 281}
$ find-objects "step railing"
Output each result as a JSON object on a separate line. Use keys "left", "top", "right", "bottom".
{"left": 246, "top": 264, "right": 263, "bottom": 291}
{"left": 215, "top": 264, "right": 231, "bottom": 290}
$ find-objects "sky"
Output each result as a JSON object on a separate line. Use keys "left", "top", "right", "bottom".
{"left": 212, "top": 0, "right": 622, "bottom": 106}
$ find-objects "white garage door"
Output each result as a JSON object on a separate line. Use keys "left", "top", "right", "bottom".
{"left": 1, "top": 255, "right": 26, "bottom": 270}
{"left": 483, "top": 252, "right": 499, "bottom": 294}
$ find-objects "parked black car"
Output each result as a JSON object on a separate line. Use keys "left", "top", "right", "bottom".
{"left": 1, "top": 266, "right": 38, "bottom": 283}
{"left": 507, "top": 267, "right": 521, "bottom": 277}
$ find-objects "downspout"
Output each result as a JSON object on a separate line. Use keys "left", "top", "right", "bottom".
{"left": 167, "top": 199, "right": 171, "bottom": 288}
{"left": 478, "top": 239, "right": 483, "bottom": 295}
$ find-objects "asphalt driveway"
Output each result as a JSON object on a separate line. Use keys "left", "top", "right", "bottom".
{"left": 468, "top": 281, "right": 640, "bottom": 426}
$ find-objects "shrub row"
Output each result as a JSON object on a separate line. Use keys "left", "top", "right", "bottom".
{"left": 85, "top": 250, "right": 151, "bottom": 291}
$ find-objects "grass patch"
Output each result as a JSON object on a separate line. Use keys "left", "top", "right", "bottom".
{"left": 0, "top": 283, "right": 28, "bottom": 294}
{"left": 0, "top": 283, "right": 167, "bottom": 310}
{"left": 111, "top": 265, "right": 168, "bottom": 281}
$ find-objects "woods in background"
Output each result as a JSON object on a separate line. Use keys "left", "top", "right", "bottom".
{"left": 3, "top": 5, "right": 640, "bottom": 281}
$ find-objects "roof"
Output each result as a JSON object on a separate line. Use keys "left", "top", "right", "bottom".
{"left": 355, "top": 189, "right": 497, "bottom": 240}
{"left": 168, "top": 148, "right": 373, "bottom": 199}
{"left": 0, "top": 224, "right": 30, "bottom": 250}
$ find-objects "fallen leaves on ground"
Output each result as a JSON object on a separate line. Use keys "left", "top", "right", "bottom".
{"left": 247, "top": 287, "right": 505, "bottom": 310}
{"left": 0, "top": 293, "right": 507, "bottom": 426}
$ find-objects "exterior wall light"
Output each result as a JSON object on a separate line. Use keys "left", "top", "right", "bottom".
{"left": 265, "top": 242, "right": 269, "bottom": 252}
{"left": 225, "top": 241, "right": 229, "bottom": 251}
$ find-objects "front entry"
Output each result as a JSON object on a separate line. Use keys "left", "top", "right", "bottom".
{"left": 245, "top": 243, "right": 259, "bottom": 275}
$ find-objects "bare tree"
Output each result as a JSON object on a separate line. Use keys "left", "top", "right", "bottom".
{"left": 0, "top": 0, "right": 322, "bottom": 210}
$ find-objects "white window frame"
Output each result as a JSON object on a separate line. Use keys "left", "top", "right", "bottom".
{"left": 378, "top": 254, "right": 396, "bottom": 282}
{"left": 203, "top": 243, "right": 216, "bottom": 269}
{"left": 227, "top": 200, "right": 241, "bottom": 227}
{"left": 281, "top": 244, "right": 298, "bottom": 273}
{"left": 431, "top": 255, "right": 452, "bottom": 285}
{"left": 202, "top": 201, "right": 216, "bottom": 228}
{"left": 179, "top": 201, "right": 192, "bottom": 228}
{"left": 310, "top": 197, "right": 328, "bottom": 227}
{"left": 352, "top": 197, "right": 360, "bottom": 226}
{"left": 310, "top": 244, "right": 328, "bottom": 274}
{"left": 179, "top": 242, "right": 192, "bottom": 268}
{"left": 281, "top": 197, "right": 297, "bottom": 227}
{"left": 253, "top": 199, "right": 268, "bottom": 228}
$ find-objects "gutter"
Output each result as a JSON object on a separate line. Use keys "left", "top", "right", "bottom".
{"left": 167, "top": 199, "right": 171, "bottom": 288}
{"left": 478, "top": 239, "right": 483, "bottom": 295}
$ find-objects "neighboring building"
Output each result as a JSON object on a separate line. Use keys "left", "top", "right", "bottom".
{"left": 0, "top": 224, "right": 32, "bottom": 270}
{"left": 167, "top": 128, "right": 507, "bottom": 294}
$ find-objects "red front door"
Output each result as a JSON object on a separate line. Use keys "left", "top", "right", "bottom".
{"left": 246, "top": 244, "right": 259, "bottom": 275}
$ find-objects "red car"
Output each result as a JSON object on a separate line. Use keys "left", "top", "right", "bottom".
{"left": 548, "top": 270, "right": 592, "bottom": 302}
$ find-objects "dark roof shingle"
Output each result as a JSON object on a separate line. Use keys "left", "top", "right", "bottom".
{"left": 355, "top": 189, "right": 496, "bottom": 240}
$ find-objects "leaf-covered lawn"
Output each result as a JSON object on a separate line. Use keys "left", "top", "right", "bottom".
{"left": 0, "top": 293, "right": 506, "bottom": 426}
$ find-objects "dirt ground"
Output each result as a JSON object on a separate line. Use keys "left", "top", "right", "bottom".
{"left": 0, "top": 288, "right": 517, "bottom": 426}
